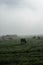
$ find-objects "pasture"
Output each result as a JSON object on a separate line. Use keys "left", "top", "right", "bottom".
{"left": 0, "top": 36, "right": 43, "bottom": 65}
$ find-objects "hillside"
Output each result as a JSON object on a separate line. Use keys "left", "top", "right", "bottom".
{"left": 0, "top": 36, "right": 43, "bottom": 65}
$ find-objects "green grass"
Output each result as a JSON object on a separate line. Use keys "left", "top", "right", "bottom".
{"left": 0, "top": 37, "right": 43, "bottom": 65}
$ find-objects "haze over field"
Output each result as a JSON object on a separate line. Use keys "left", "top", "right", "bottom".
{"left": 0, "top": 0, "right": 43, "bottom": 35}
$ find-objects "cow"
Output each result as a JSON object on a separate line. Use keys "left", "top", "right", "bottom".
{"left": 20, "top": 38, "right": 27, "bottom": 45}
{"left": 37, "top": 36, "right": 40, "bottom": 39}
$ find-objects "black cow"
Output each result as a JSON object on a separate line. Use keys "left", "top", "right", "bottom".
{"left": 37, "top": 36, "right": 40, "bottom": 39}
{"left": 20, "top": 38, "right": 27, "bottom": 44}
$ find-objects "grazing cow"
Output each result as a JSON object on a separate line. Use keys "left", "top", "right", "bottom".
{"left": 37, "top": 36, "right": 40, "bottom": 39}
{"left": 33, "top": 36, "right": 36, "bottom": 39}
{"left": 20, "top": 38, "right": 27, "bottom": 44}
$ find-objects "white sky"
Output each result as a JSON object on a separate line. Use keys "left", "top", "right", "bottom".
{"left": 0, "top": 0, "right": 43, "bottom": 35}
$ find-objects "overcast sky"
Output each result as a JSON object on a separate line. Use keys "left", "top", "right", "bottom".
{"left": 0, "top": 0, "right": 43, "bottom": 36}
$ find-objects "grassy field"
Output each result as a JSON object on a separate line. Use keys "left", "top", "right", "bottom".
{"left": 0, "top": 36, "right": 43, "bottom": 65}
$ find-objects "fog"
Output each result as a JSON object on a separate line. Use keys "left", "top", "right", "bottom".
{"left": 0, "top": 0, "right": 43, "bottom": 36}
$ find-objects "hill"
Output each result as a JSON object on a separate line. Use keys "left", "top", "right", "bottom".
{"left": 0, "top": 36, "right": 43, "bottom": 65}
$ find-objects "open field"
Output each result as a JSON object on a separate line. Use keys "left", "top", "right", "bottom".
{"left": 0, "top": 36, "right": 43, "bottom": 65}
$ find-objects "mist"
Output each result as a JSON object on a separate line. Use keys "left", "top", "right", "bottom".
{"left": 0, "top": 0, "right": 43, "bottom": 36}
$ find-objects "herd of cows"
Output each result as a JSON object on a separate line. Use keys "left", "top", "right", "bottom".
{"left": 20, "top": 36, "right": 41, "bottom": 44}
{"left": 0, "top": 35, "right": 42, "bottom": 45}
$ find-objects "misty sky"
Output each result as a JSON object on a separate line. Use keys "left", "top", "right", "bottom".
{"left": 0, "top": 0, "right": 43, "bottom": 35}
